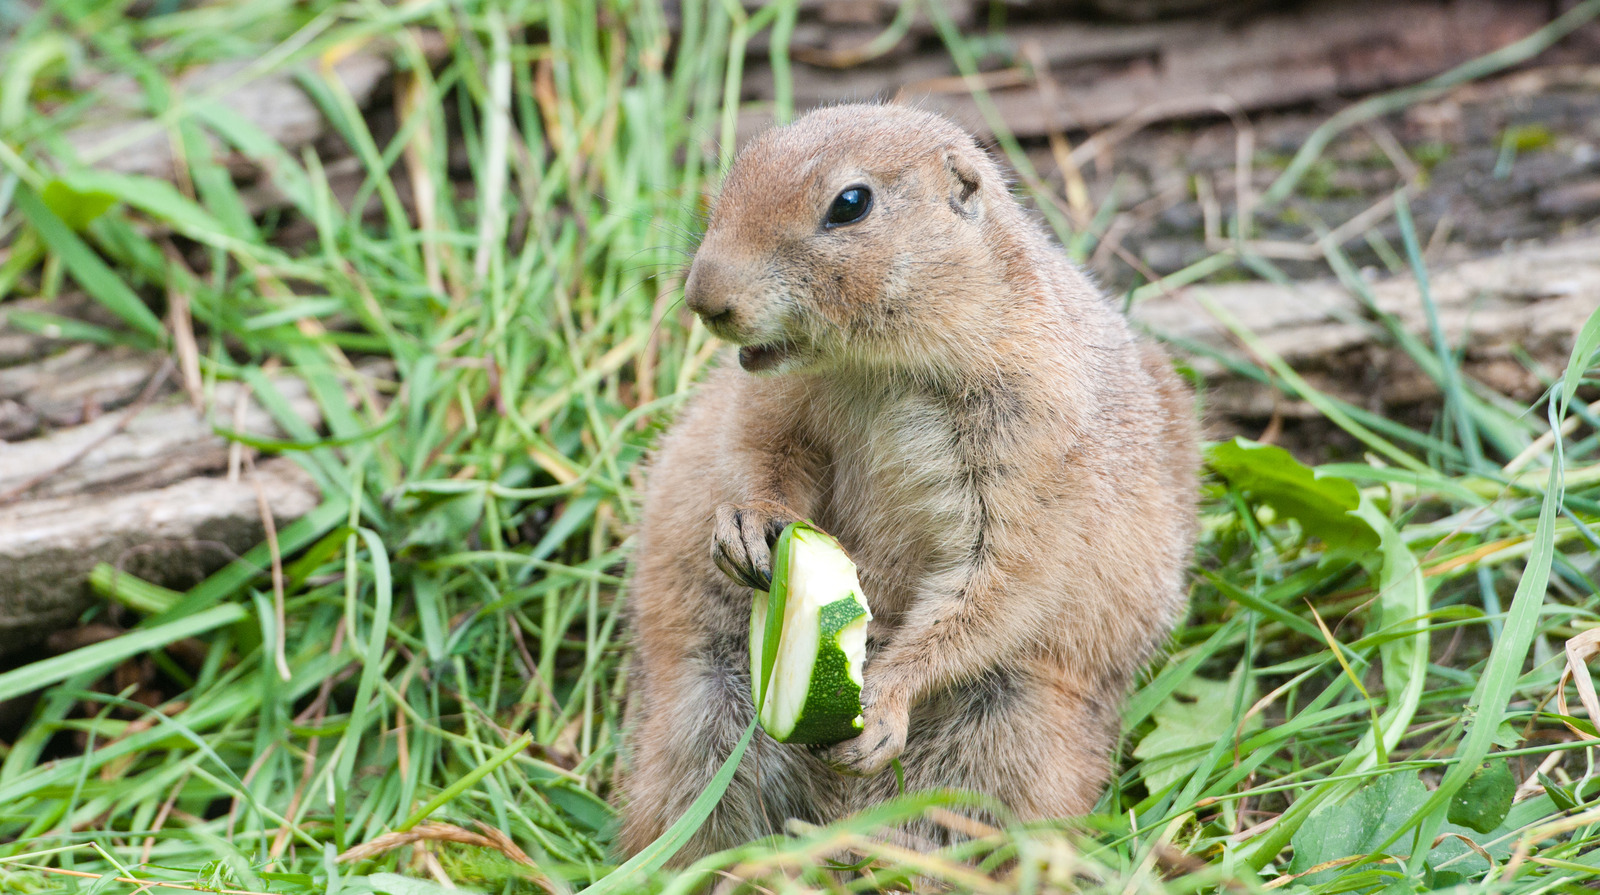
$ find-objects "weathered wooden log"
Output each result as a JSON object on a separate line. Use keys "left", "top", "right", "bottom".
{"left": 736, "top": 0, "right": 1576, "bottom": 141}
{"left": 0, "top": 27, "right": 449, "bottom": 653}
{"left": 0, "top": 301, "right": 335, "bottom": 656}
{"left": 0, "top": 365, "right": 320, "bottom": 501}
{"left": 0, "top": 458, "right": 319, "bottom": 657}
{"left": 1133, "top": 232, "right": 1600, "bottom": 435}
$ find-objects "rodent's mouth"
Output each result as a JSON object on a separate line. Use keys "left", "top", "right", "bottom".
{"left": 738, "top": 341, "right": 792, "bottom": 373}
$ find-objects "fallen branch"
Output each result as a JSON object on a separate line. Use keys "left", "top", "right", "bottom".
{"left": 1134, "top": 232, "right": 1600, "bottom": 430}
{"left": 736, "top": 0, "right": 1579, "bottom": 140}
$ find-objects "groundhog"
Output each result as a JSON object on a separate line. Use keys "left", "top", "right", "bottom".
{"left": 618, "top": 103, "right": 1199, "bottom": 863}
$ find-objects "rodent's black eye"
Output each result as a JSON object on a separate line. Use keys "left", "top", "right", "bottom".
{"left": 824, "top": 186, "right": 872, "bottom": 228}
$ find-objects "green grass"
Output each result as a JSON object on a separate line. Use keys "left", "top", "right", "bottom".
{"left": 2, "top": 1, "right": 1599, "bottom": 893}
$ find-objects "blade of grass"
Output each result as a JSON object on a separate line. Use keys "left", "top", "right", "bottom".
{"left": 1237, "top": 501, "right": 1428, "bottom": 869}
{"left": 1389, "top": 393, "right": 1567, "bottom": 877}
{"left": 1189, "top": 287, "right": 1431, "bottom": 474}
{"left": 0, "top": 605, "right": 246, "bottom": 704}
{"left": 12, "top": 184, "right": 164, "bottom": 342}
{"left": 578, "top": 718, "right": 757, "bottom": 895}
{"left": 395, "top": 733, "right": 534, "bottom": 832}
{"left": 1259, "top": 0, "right": 1600, "bottom": 207}
{"left": 1394, "top": 191, "right": 1484, "bottom": 469}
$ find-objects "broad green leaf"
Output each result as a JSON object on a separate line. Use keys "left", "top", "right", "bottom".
{"left": 542, "top": 780, "right": 613, "bottom": 834}
{"left": 1290, "top": 772, "right": 1428, "bottom": 884}
{"left": 1538, "top": 772, "right": 1578, "bottom": 811}
{"left": 1447, "top": 759, "right": 1514, "bottom": 834}
{"left": 1131, "top": 666, "right": 1258, "bottom": 796}
{"left": 59, "top": 169, "right": 233, "bottom": 244}
{"left": 401, "top": 488, "right": 487, "bottom": 550}
{"left": 1492, "top": 723, "right": 1523, "bottom": 748}
{"left": 1355, "top": 498, "right": 1430, "bottom": 737}
{"left": 1209, "top": 438, "right": 1379, "bottom": 551}
{"left": 40, "top": 178, "right": 116, "bottom": 230}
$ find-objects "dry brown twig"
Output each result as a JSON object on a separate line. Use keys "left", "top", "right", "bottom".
{"left": 1556, "top": 626, "right": 1600, "bottom": 742}
{"left": 7, "top": 864, "right": 274, "bottom": 895}
{"left": 1019, "top": 39, "right": 1093, "bottom": 231}
{"left": 336, "top": 821, "right": 554, "bottom": 893}
{"left": 269, "top": 620, "right": 346, "bottom": 860}
{"left": 165, "top": 265, "right": 204, "bottom": 412}
{"left": 1513, "top": 748, "right": 1564, "bottom": 803}
{"left": 246, "top": 454, "right": 291, "bottom": 682}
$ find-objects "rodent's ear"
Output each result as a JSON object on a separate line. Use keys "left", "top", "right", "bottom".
{"left": 943, "top": 147, "right": 982, "bottom": 219}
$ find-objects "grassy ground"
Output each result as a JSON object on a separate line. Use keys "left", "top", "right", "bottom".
{"left": 2, "top": 1, "right": 1599, "bottom": 892}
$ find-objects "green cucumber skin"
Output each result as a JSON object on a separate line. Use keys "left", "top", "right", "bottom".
{"left": 753, "top": 522, "right": 798, "bottom": 713}
{"left": 779, "top": 594, "right": 868, "bottom": 745}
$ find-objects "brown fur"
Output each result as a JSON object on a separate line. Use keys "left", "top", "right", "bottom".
{"left": 617, "top": 103, "right": 1199, "bottom": 863}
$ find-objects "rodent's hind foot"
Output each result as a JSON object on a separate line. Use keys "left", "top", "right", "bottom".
{"left": 711, "top": 502, "right": 798, "bottom": 591}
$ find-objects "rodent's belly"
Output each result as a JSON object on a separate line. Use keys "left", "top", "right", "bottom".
{"left": 812, "top": 440, "right": 979, "bottom": 625}
{"left": 829, "top": 524, "right": 925, "bottom": 624}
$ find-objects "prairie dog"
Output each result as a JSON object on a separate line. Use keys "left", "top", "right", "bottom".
{"left": 618, "top": 103, "right": 1198, "bottom": 862}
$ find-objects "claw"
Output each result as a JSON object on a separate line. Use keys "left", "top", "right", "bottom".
{"left": 737, "top": 510, "right": 774, "bottom": 589}
{"left": 710, "top": 503, "right": 794, "bottom": 591}
{"left": 711, "top": 543, "right": 754, "bottom": 590}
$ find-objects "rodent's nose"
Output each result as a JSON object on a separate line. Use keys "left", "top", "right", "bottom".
{"left": 683, "top": 259, "right": 734, "bottom": 327}
{"left": 686, "top": 291, "right": 732, "bottom": 327}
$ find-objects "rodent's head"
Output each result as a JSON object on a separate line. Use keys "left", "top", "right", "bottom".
{"left": 683, "top": 103, "right": 1008, "bottom": 375}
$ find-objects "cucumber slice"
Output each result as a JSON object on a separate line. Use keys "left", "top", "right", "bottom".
{"left": 749, "top": 521, "right": 873, "bottom": 745}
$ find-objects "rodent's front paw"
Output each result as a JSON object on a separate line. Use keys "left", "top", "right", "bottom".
{"left": 817, "top": 689, "right": 908, "bottom": 777}
{"left": 711, "top": 502, "right": 796, "bottom": 591}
